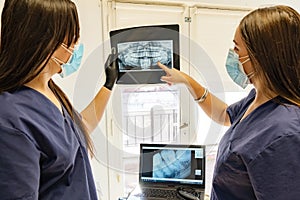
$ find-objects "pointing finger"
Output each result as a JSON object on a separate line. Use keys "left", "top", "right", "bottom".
{"left": 157, "top": 62, "right": 171, "bottom": 73}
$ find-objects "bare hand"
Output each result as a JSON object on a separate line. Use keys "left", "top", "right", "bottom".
{"left": 157, "top": 62, "right": 188, "bottom": 85}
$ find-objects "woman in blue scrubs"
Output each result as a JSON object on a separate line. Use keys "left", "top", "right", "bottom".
{"left": 158, "top": 5, "right": 300, "bottom": 200}
{"left": 0, "top": 0, "right": 117, "bottom": 199}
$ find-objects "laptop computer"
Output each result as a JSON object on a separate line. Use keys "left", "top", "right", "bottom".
{"left": 128, "top": 143, "right": 205, "bottom": 200}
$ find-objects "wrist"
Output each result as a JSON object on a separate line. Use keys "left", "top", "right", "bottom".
{"left": 180, "top": 71, "right": 190, "bottom": 85}
{"left": 103, "top": 82, "right": 114, "bottom": 91}
{"left": 103, "top": 85, "right": 113, "bottom": 92}
{"left": 194, "top": 87, "right": 208, "bottom": 103}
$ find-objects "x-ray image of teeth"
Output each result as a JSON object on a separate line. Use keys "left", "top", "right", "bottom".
{"left": 152, "top": 149, "right": 191, "bottom": 179}
{"left": 117, "top": 40, "right": 173, "bottom": 72}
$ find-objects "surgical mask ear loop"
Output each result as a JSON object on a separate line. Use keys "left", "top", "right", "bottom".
{"left": 238, "top": 57, "right": 250, "bottom": 73}
{"left": 52, "top": 43, "right": 77, "bottom": 65}
{"left": 52, "top": 57, "right": 61, "bottom": 65}
{"left": 239, "top": 54, "right": 249, "bottom": 60}
{"left": 61, "top": 43, "right": 77, "bottom": 54}
{"left": 52, "top": 57, "right": 65, "bottom": 65}
{"left": 239, "top": 57, "right": 256, "bottom": 80}
{"left": 247, "top": 71, "right": 256, "bottom": 79}
{"left": 240, "top": 57, "right": 250, "bottom": 65}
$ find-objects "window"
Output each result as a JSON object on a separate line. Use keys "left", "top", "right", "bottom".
{"left": 122, "top": 85, "right": 180, "bottom": 147}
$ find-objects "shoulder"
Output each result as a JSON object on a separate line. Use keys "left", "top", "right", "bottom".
{"left": 0, "top": 88, "right": 35, "bottom": 116}
{"left": 231, "top": 99, "right": 300, "bottom": 162}
{"left": 0, "top": 92, "right": 37, "bottom": 144}
{"left": 0, "top": 90, "right": 24, "bottom": 118}
{"left": 267, "top": 101, "right": 300, "bottom": 133}
{"left": 0, "top": 87, "right": 64, "bottom": 135}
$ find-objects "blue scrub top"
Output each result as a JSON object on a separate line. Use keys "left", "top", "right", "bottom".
{"left": 211, "top": 89, "right": 300, "bottom": 200}
{"left": 0, "top": 86, "right": 98, "bottom": 200}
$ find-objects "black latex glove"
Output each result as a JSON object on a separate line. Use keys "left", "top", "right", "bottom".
{"left": 104, "top": 52, "right": 118, "bottom": 90}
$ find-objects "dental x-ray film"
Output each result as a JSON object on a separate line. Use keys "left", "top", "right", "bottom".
{"left": 109, "top": 24, "right": 180, "bottom": 84}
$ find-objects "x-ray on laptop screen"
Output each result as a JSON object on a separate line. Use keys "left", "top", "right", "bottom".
{"left": 139, "top": 143, "right": 205, "bottom": 188}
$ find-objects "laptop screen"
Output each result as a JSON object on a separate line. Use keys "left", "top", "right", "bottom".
{"left": 139, "top": 143, "right": 205, "bottom": 188}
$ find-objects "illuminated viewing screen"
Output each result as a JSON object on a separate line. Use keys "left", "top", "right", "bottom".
{"left": 110, "top": 24, "right": 179, "bottom": 84}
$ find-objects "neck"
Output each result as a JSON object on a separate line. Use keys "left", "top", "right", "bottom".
{"left": 24, "top": 60, "right": 59, "bottom": 93}
{"left": 253, "top": 88, "right": 277, "bottom": 106}
{"left": 24, "top": 68, "right": 63, "bottom": 113}
{"left": 240, "top": 88, "right": 276, "bottom": 122}
{"left": 24, "top": 72, "right": 51, "bottom": 93}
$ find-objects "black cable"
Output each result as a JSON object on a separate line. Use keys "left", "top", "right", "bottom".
{"left": 176, "top": 187, "right": 201, "bottom": 200}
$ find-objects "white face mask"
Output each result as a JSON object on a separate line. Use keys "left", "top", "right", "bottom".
{"left": 225, "top": 48, "right": 254, "bottom": 89}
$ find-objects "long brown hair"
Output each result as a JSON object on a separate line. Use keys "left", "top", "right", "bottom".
{"left": 239, "top": 5, "right": 300, "bottom": 106}
{"left": 0, "top": 0, "right": 94, "bottom": 154}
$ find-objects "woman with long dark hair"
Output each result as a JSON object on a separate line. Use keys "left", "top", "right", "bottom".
{"left": 0, "top": 0, "right": 117, "bottom": 199}
{"left": 159, "top": 5, "right": 300, "bottom": 199}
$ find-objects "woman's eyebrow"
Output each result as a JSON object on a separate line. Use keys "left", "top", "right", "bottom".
{"left": 233, "top": 40, "right": 241, "bottom": 50}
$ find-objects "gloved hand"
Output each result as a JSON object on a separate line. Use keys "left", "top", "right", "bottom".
{"left": 104, "top": 51, "right": 118, "bottom": 90}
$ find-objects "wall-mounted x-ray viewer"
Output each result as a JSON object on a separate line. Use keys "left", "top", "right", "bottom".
{"left": 109, "top": 24, "right": 180, "bottom": 84}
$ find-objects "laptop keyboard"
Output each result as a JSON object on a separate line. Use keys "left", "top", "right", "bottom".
{"left": 133, "top": 188, "right": 203, "bottom": 199}
{"left": 138, "top": 188, "right": 178, "bottom": 198}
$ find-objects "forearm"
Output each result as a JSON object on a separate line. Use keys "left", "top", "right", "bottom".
{"left": 80, "top": 86, "right": 111, "bottom": 133}
{"left": 181, "top": 72, "right": 230, "bottom": 126}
